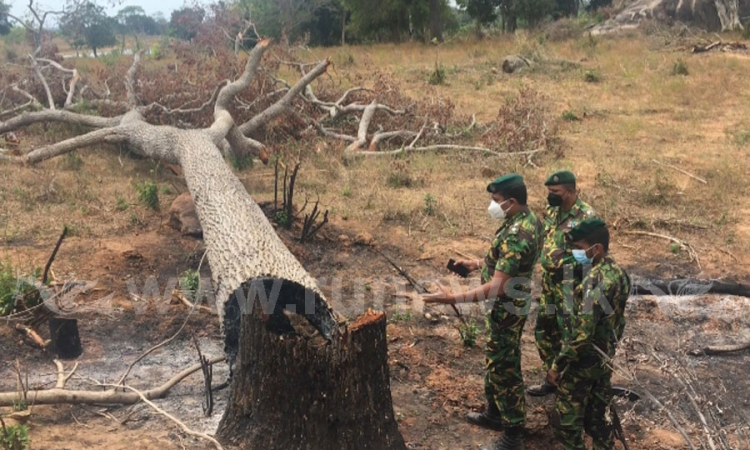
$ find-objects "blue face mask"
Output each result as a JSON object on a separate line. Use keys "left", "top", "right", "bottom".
{"left": 572, "top": 247, "right": 594, "bottom": 264}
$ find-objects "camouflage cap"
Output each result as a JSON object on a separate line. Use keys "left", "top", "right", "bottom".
{"left": 567, "top": 218, "right": 606, "bottom": 242}
{"left": 487, "top": 173, "right": 524, "bottom": 193}
{"left": 544, "top": 170, "right": 576, "bottom": 186}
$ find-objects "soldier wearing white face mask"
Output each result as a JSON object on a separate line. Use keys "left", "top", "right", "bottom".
{"left": 424, "top": 173, "right": 543, "bottom": 450}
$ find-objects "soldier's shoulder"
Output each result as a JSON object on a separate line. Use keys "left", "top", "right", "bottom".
{"left": 578, "top": 201, "right": 597, "bottom": 218}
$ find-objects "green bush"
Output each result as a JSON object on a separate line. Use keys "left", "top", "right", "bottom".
{"left": 273, "top": 210, "right": 290, "bottom": 227}
{"left": 583, "top": 69, "right": 602, "bottom": 83}
{"left": 672, "top": 59, "right": 689, "bottom": 76}
{"left": 1, "top": 424, "right": 30, "bottom": 450}
{"left": 0, "top": 261, "right": 41, "bottom": 317}
{"left": 391, "top": 310, "right": 413, "bottom": 322}
{"left": 561, "top": 110, "right": 580, "bottom": 121}
{"left": 228, "top": 152, "right": 254, "bottom": 171}
{"left": 423, "top": 193, "right": 437, "bottom": 216}
{"left": 134, "top": 181, "right": 159, "bottom": 210}
{"left": 459, "top": 320, "right": 480, "bottom": 347}
{"left": 179, "top": 269, "right": 200, "bottom": 295}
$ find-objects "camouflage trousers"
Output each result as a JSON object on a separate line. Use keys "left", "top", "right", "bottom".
{"left": 535, "top": 270, "right": 564, "bottom": 372}
{"left": 550, "top": 369, "right": 615, "bottom": 450}
{"left": 485, "top": 300, "right": 527, "bottom": 428}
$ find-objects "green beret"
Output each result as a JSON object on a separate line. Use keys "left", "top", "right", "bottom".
{"left": 567, "top": 218, "right": 606, "bottom": 242}
{"left": 487, "top": 173, "right": 524, "bottom": 193}
{"left": 545, "top": 170, "right": 576, "bottom": 186}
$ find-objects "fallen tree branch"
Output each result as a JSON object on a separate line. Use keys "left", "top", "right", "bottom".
{"left": 689, "top": 340, "right": 750, "bottom": 356}
{"left": 0, "top": 356, "right": 225, "bottom": 406}
{"left": 15, "top": 323, "right": 50, "bottom": 347}
{"left": 346, "top": 145, "right": 542, "bottom": 159}
{"left": 631, "top": 277, "right": 750, "bottom": 298}
{"left": 651, "top": 159, "right": 707, "bottom": 184}
{"left": 346, "top": 100, "right": 378, "bottom": 153}
{"left": 623, "top": 230, "right": 700, "bottom": 269}
{"left": 99, "top": 383, "right": 224, "bottom": 450}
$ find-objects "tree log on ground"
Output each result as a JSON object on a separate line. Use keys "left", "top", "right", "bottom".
{"left": 0, "top": 39, "right": 406, "bottom": 450}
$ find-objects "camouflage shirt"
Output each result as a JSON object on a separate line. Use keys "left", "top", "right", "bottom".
{"left": 551, "top": 256, "right": 630, "bottom": 376}
{"left": 540, "top": 198, "right": 597, "bottom": 273}
{"left": 481, "top": 207, "right": 543, "bottom": 303}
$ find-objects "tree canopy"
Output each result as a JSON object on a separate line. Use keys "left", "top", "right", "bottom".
{"left": 60, "top": 1, "right": 117, "bottom": 57}
{"left": 0, "top": 0, "right": 11, "bottom": 35}
{"left": 169, "top": 6, "right": 205, "bottom": 41}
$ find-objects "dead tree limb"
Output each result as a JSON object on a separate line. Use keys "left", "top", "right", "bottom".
{"left": 689, "top": 340, "right": 750, "bottom": 356}
{"left": 0, "top": 356, "right": 225, "bottom": 406}
{"left": 43, "top": 226, "right": 68, "bottom": 284}
{"left": 623, "top": 230, "right": 701, "bottom": 269}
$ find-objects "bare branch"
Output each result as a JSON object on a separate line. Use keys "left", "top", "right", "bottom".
{"left": 28, "top": 54, "right": 55, "bottom": 109}
{"left": 311, "top": 121, "right": 356, "bottom": 142}
{"left": 345, "top": 100, "right": 378, "bottom": 153}
{"left": 37, "top": 58, "right": 80, "bottom": 108}
{"left": 240, "top": 59, "right": 330, "bottom": 136}
{"left": 0, "top": 356, "right": 226, "bottom": 407}
{"left": 15, "top": 127, "right": 128, "bottom": 165}
{"left": 346, "top": 145, "right": 543, "bottom": 159}
{"left": 125, "top": 52, "right": 144, "bottom": 108}
{"left": 145, "top": 81, "right": 228, "bottom": 116}
{"left": 369, "top": 130, "right": 419, "bottom": 152}
{"left": 0, "top": 109, "right": 121, "bottom": 135}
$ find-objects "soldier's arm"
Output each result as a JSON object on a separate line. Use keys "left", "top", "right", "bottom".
{"left": 550, "top": 282, "right": 605, "bottom": 375}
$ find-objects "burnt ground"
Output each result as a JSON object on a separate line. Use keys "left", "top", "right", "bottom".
{"left": 1, "top": 213, "right": 748, "bottom": 450}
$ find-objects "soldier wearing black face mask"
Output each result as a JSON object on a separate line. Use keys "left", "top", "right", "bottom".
{"left": 527, "top": 171, "right": 598, "bottom": 397}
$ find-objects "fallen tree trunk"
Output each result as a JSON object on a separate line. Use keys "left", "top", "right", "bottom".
{"left": 1, "top": 39, "right": 406, "bottom": 449}
{"left": 631, "top": 278, "right": 750, "bottom": 298}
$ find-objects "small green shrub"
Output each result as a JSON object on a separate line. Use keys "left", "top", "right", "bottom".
{"left": 228, "top": 152, "right": 253, "bottom": 171}
{"left": 391, "top": 310, "right": 413, "bottom": 322}
{"left": 669, "top": 243, "right": 682, "bottom": 254}
{"left": 342, "top": 187, "right": 352, "bottom": 197}
{"left": 134, "top": 181, "right": 159, "bottom": 210}
{"left": 428, "top": 63, "right": 446, "bottom": 85}
{"left": 274, "top": 210, "right": 290, "bottom": 227}
{"left": 733, "top": 130, "right": 750, "bottom": 146}
{"left": 1, "top": 424, "right": 30, "bottom": 450}
{"left": 459, "top": 320, "right": 480, "bottom": 347}
{"left": 115, "top": 197, "right": 129, "bottom": 211}
{"left": 0, "top": 261, "right": 41, "bottom": 317}
{"left": 561, "top": 110, "right": 580, "bottom": 121}
{"left": 672, "top": 59, "right": 689, "bottom": 76}
{"left": 179, "top": 269, "right": 200, "bottom": 295}
{"left": 387, "top": 172, "right": 414, "bottom": 188}
{"left": 583, "top": 69, "right": 602, "bottom": 83}
{"left": 423, "top": 193, "right": 437, "bottom": 216}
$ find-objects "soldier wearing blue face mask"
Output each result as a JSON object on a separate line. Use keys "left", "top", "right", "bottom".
{"left": 528, "top": 171, "right": 598, "bottom": 398}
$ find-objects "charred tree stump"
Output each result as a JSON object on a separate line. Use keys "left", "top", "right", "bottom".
{"left": 49, "top": 318, "right": 82, "bottom": 359}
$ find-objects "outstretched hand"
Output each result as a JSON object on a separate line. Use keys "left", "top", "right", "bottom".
{"left": 422, "top": 281, "right": 455, "bottom": 305}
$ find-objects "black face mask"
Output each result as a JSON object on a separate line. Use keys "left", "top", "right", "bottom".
{"left": 547, "top": 193, "right": 564, "bottom": 207}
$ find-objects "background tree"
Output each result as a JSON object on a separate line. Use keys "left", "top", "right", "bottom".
{"left": 514, "top": 0, "right": 556, "bottom": 27}
{"left": 457, "top": 0, "right": 501, "bottom": 34}
{"left": 169, "top": 6, "right": 205, "bottom": 41}
{"left": 60, "top": 1, "right": 116, "bottom": 57}
{"left": 0, "top": 0, "right": 11, "bottom": 35}
{"left": 430, "top": 0, "right": 444, "bottom": 42}
{"left": 343, "top": 0, "right": 453, "bottom": 42}
{"left": 116, "top": 6, "right": 150, "bottom": 51}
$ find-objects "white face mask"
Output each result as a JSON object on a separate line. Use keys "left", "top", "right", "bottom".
{"left": 488, "top": 199, "right": 510, "bottom": 220}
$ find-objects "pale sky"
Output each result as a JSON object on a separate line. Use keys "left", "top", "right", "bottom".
{"left": 8, "top": 0, "right": 192, "bottom": 23}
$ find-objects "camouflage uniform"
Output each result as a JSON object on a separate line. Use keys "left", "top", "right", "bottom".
{"left": 549, "top": 256, "right": 631, "bottom": 450}
{"left": 481, "top": 207, "right": 543, "bottom": 428}
{"left": 536, "top": 198, "right": 597, "bottom": 372}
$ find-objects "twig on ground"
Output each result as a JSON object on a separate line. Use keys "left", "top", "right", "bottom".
{"left": 651, "top": 159, "right": 707, "bottom": 184}
{"left": 622, "top": 230, "right": 701, "bottom": 269}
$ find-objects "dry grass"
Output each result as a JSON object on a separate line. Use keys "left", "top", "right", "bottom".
{"left": 2, "top": 29, "right": 750, "bottom": 277}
